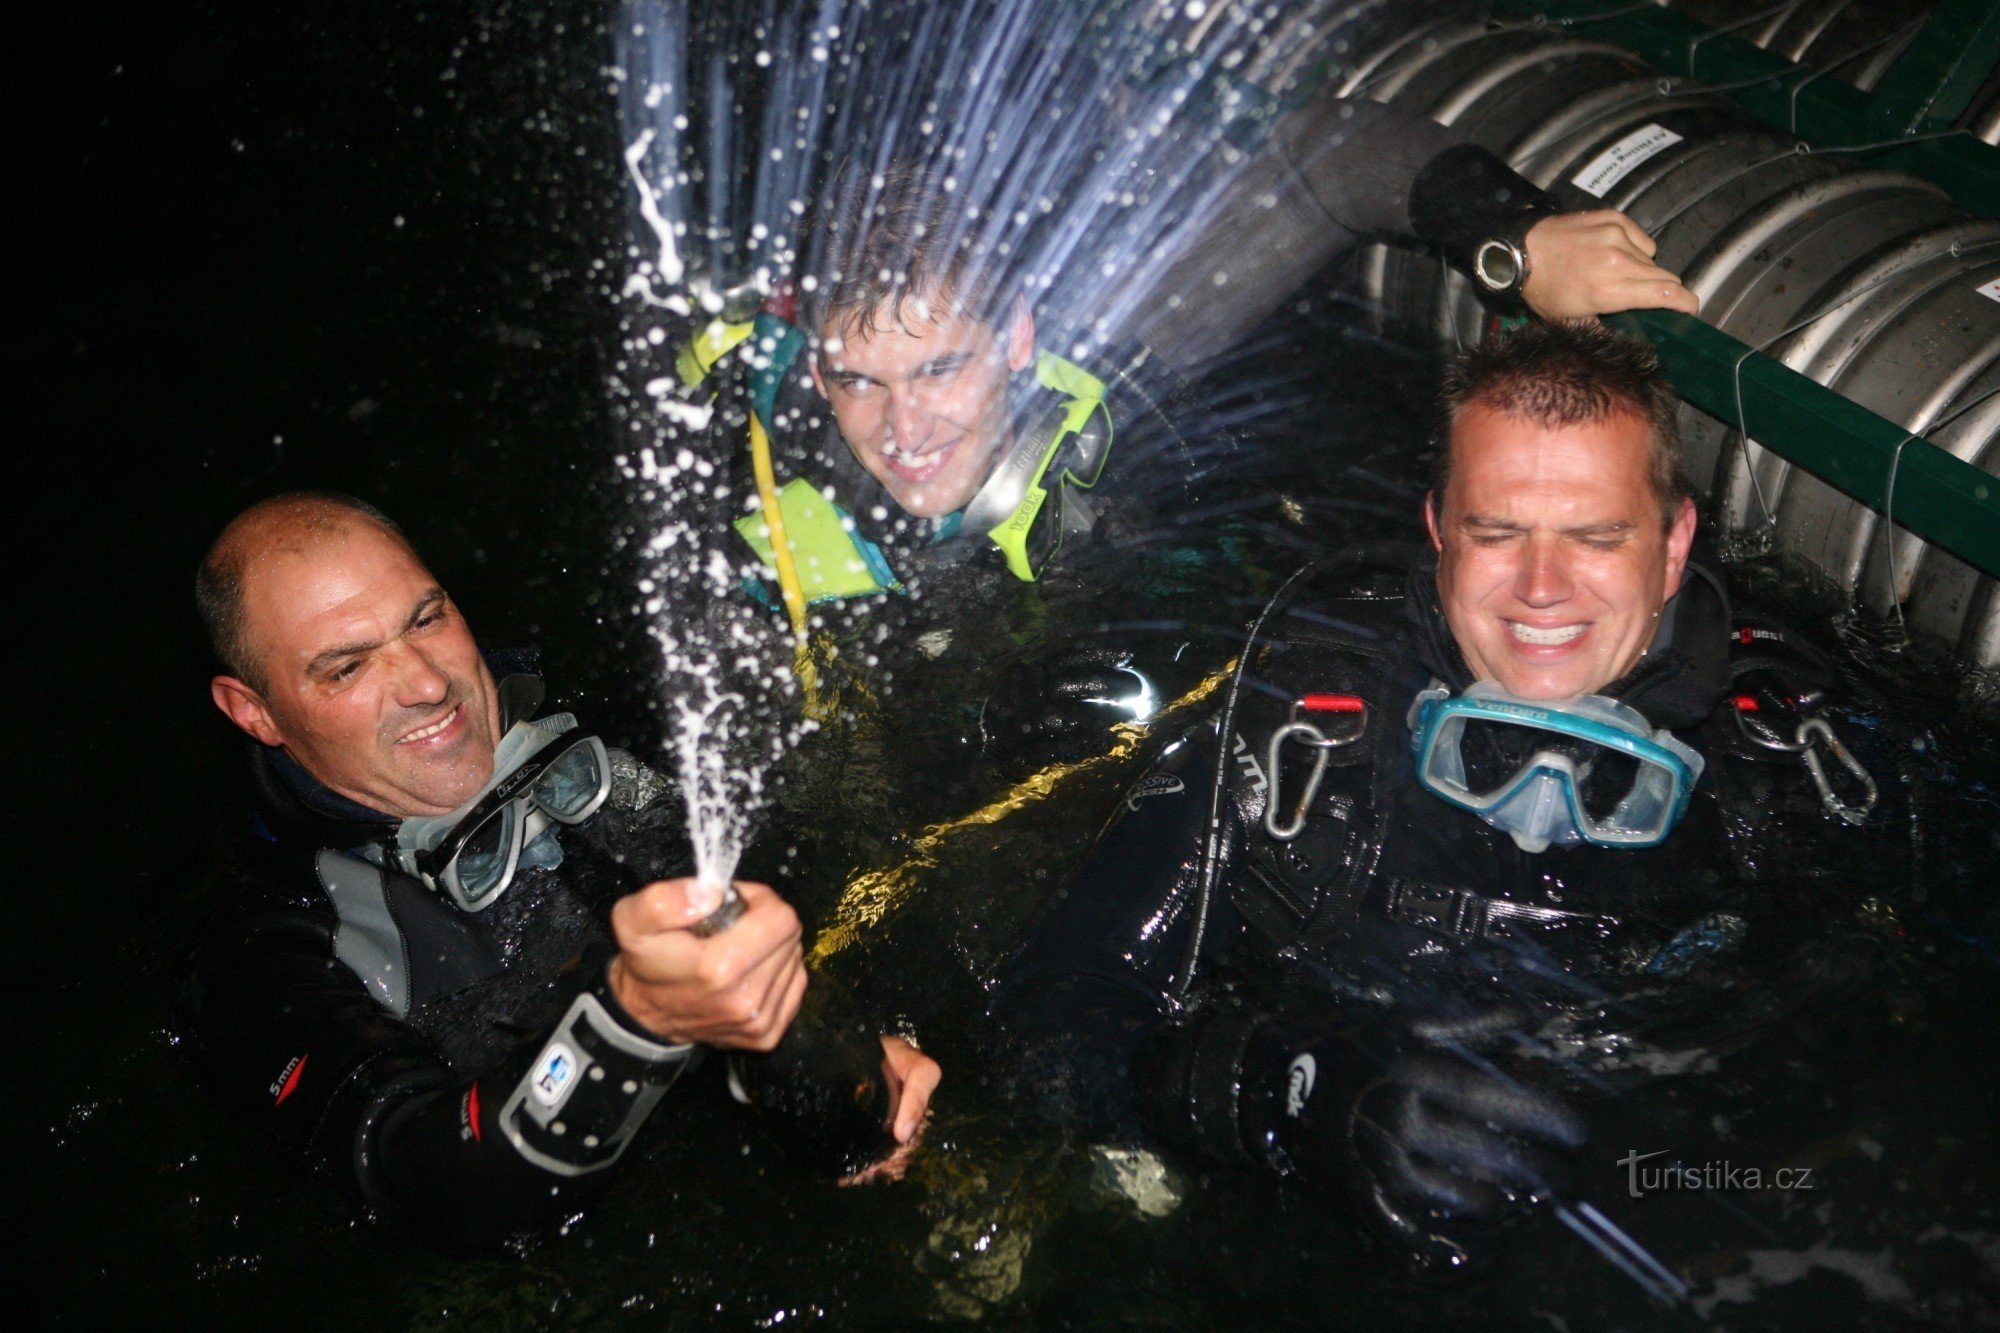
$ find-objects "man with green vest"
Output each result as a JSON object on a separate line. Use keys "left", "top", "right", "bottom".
{"left": 711, "top": 164, "right": 1133, "bottom": 607}
{"left": 703, "top": 132, "right": 1692, "bottom": 613}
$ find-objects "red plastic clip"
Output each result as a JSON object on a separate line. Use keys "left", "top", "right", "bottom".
{"left": 1300, "top": 693, "right": 1366, "bottom": 713}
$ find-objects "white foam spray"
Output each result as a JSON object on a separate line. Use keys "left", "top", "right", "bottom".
{"left": 608, "top": 0, "right": 1388, "bottom": 905}
{"left": 628, "top": 436, "right": 813, "bottom": 911}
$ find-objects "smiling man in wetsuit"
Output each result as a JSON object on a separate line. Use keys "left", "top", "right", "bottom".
{"left": 989, "top": 322, "right": 1896, "bottom": 1268}
{"left": 703, "top": 97, "right": 1697, "bottom": 606}
{"left": 179, "top": 493, "right": 938, "bottom": 1252}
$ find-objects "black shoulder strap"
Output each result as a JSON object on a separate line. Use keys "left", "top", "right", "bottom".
{"left": 1230, "top": 627, "right": 1404, "bottom": 952}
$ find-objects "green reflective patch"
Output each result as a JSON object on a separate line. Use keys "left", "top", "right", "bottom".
{"left": 734, "top": 477, "right": 900, "bottom": 601}
{"left": 676, "top": 318, "right": 756, "bottom": 390}
{"left": 1033, "top": 349, "right": 1106, "bottom": 403}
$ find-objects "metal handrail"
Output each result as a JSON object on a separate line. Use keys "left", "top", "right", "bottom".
{"left": 1605, "top": 309, "right": 2000, "bottom": 580}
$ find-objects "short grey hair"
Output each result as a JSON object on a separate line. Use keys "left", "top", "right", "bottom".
{"left": 196, "top": 491, "right": 408, "bottom": 690}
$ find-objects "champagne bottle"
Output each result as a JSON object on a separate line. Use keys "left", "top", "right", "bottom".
{"left": 695, "top": 883, "right": 893, "bottom": 1179}
{"left": 727, "top": 970, "right": 895, "bottom": 1179}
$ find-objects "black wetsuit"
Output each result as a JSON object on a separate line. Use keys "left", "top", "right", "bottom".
{"left": 176, "top": 674, "right": 694, "bottom": 1253}
{"left": 989, "top": 555, "right": 1895, "bottom": 1255}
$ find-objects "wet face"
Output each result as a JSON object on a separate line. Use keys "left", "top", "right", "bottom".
{"left": 212, "top": 520, "right": 504, "bottom": 816}
{"left": 1428, "top": 404, "right": 1696, "bottom": 701}
{"left": 810, "top": 294, "right": 1034, "bottom": 519}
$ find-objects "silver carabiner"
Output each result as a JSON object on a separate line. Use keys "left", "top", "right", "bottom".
{"left": 1263, "top": 699, "right": 1367, "bottom": 842}
{"left": 1265, "top": 720, "right": 1332, "bottom": 842}
{"left": 1798, "top": 717, "right": 1877, "bottom": 825}
{"left": 1731, "top": 699, "right": 1809, "bottom": 754}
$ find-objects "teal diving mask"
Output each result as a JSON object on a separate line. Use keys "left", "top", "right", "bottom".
{"left": 391, "top": 714, "right": 612, "bottom": 911}
{"left": 1409, "top": 681, "right": 1704, "bottom": 853}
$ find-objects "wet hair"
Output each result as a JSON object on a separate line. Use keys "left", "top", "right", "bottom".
{"left": 800, "top": 157, "right": 1011, "bottom": 344}
{"left": 196, "top": 491, "right": 409, "bottom": 691}
{"left": 1434, "top": 321, "right": 1689, "bottom": 526}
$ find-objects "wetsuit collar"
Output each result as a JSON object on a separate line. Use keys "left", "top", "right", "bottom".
{"left": 1404, "top": 564, "right": 1478, "bottom": 693}
{"left": 248, "top": 743, "right": 397, "bottom": 850}
{"left": 1599, "top": 563, "right": 1731, "bottom": 730}
{"left": 268, "top": 747, "right": 396, "bottom": 824}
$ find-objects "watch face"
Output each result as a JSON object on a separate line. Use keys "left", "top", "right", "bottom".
{"left": 1477, "top": 240, "right": 1524, "bottom": 292}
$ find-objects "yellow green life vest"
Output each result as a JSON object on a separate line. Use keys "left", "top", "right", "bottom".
{"left": 733, "top": 477, "right": 904, "bottom": 604}
{"left": 680, "top": 312, "right": 1113, "bottom": 593}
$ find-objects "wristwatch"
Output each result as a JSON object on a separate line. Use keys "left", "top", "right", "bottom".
{"left": 1472, "top": 207, "right": 1555, "bottom": 299}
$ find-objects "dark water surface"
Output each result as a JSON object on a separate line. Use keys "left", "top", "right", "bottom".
{"left": 24, "top": 2, "right": 2000, "bottom": 1327}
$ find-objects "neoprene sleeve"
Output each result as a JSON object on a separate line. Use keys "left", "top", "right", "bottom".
{"left": 1406, "top": 143, "right": 1558, "bottom": 270}
{"left": 1129, "top": 97, "right": 1555, "bottom": 369}
{"left": 180, "top": 909, "right": 689, "bottom": 1252}
{"left": 990, "top": 719, "right": 1259, "bottom": 1144}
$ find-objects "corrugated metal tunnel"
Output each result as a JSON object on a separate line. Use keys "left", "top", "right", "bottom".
{"left": 1336, "top": 6, "right": 2000, "bottom": 669}
{"left": 1664, "top": 0, "right": 1997, "bottom": 144}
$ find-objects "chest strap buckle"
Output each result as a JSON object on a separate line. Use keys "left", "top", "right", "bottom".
{"left": 1377, "top": 878, "right": 1607, "bottom": 944}
{"left": 1731, "top": 697, "right": 1878, "bottom": 825}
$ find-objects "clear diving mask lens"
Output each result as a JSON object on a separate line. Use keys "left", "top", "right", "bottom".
{"left": 393, "top": 717, "right": 612, "bottom": 911}
{"left": 1409, "top": 681, "right": 1704, "bottom": 853}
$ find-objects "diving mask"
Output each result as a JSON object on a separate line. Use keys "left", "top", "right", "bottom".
{"left": 392, "top": 714, "right": 612, "bottom": 911}
{"left": 1409, "top": 681, "right": 1704, "bottom": 853}
{"left": 960, "top": 351, "right": 1113, "bottom": 582}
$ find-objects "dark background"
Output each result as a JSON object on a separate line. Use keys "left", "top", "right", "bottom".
{"left": 19, "top": 1, "right": 663, "bottom": 1313}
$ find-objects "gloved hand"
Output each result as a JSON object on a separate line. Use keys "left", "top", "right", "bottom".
{"left": 1249, "top": 1007, "right": 1587, "bottom": 1270}
{"left": 978, "top": 646, "right": 1157, "bottom": 769}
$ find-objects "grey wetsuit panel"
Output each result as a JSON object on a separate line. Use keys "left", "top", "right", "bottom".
{"left": 317, "top": 850, "right": 414, "bottom": 1018}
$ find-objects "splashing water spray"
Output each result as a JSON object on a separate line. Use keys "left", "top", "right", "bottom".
{"left": 609, "top": 0, "right": 1314, "bottom": 792}
{"left": 619, "top": 145, "right": 811, "bottom": 924}
{"left": 613, "top": 6, "right": 800, "bottom": 927}
{"left": 610, "top": 2, "right": 1707, "bottom": 1281}
{"left": 630, "top": 458, "right": 807, "bottom": 925}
